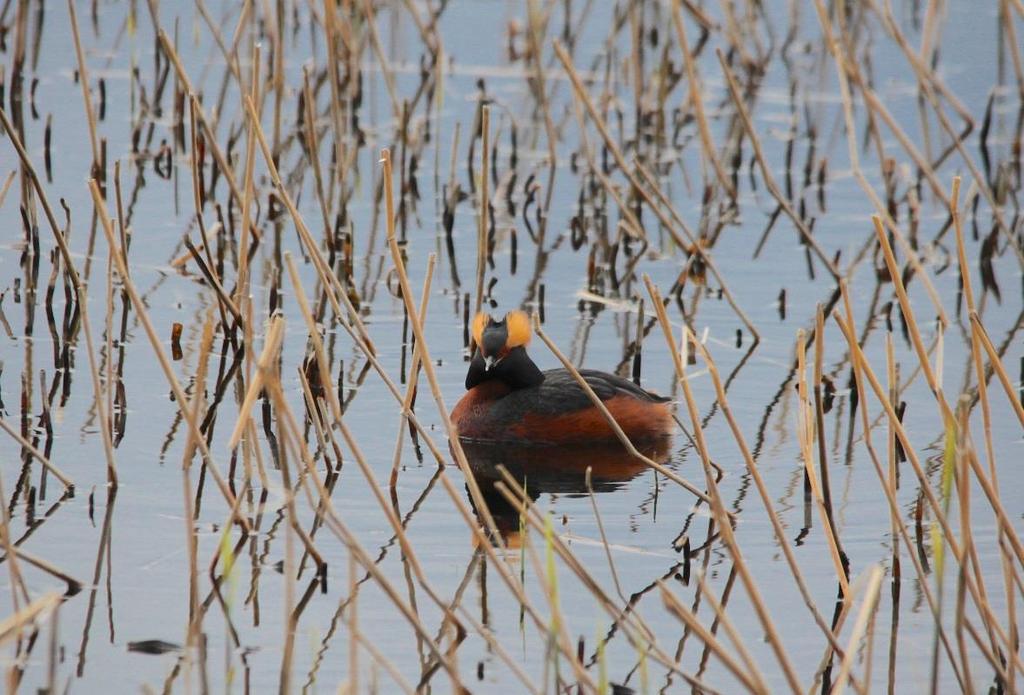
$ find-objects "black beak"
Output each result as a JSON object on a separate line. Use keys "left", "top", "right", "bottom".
{"left": 480, "top": 321, "right": 509, "bottom": 371}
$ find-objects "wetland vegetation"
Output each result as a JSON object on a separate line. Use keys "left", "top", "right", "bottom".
{"left": 0, "top": 0, "right": 1023, "bottom": 692}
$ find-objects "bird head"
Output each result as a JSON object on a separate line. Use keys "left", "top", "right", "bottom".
{"left": 471, "top": 310, "right": 531, "bottom": 370}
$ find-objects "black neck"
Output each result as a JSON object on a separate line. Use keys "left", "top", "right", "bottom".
{"left": 466, "top": 347, "right": 545, "bottom": 391}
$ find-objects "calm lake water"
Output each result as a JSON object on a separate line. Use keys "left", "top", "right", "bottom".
{"left": 1, "top": 1, "right": 1022, "bottom": 693}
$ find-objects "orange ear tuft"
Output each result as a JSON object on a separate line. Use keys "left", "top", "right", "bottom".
{"left": 505, "top": 310, "right": 532, "bottom": 348}
{"left": 471, "top": 312, "right": 491, "bottom": 349}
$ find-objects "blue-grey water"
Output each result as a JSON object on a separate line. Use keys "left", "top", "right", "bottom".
{"left": 1, "top": 2, "right": 1021, "bottom": 693}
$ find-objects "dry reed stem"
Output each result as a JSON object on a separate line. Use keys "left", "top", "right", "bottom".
{"left": 245, "top": 416, "right": 270, "bottom": 490}
{"left": 429, "top": 470, "right": 598, "bottom": 685}
{"left": 39, "top": 597, "right": 60, "bottom": 690}
{"left": 398, "top": 0, "right": 440, "bottom": 56}
{"left": 949, "top": 178, "right": 1016, "bottom": 672}
{"left": 277, "top": 430, "right": 298, "bottom": 694}
{"left": 181, "top": 314, "right": 214, "bottom": 658}
{"left": 0, "top": 417, "right": 74, "bottom": 489}
{"left": 0, "top": 470, "right": 30, "bottom": 621}
{"left": 811, "top": 0, "right": 951, "bottom": 325}
{"left": 570, "top": 96, "right": 644, "bottom": 238}
{"left": 282, "top": 253, "right": 343, "bottom": 425}
{"left": 962, "top": 617, "right": 1012, "bottom": 689}
{"left": 529, "top": 315, "right": 718, "bottom": 508}
{"left": 871, "top": 216, "right": 950, "bottom": 417}
{"left": 644, "top": 280, "right": 804, "bottom": 695}
{"left": 833, "top": 287, "right": 1019, "bottom": 583}
{"left": 958, "top": 431, "right": 1024, "bottom": 576}
{"left": 250, "top": 320, "right": 326, "bottom": 575}
{"left": 389, "top": 256, "right": 437, "bottom": 485}
{"left": 0, "top": 107, "right": 82, "bottom": 294}
{"left": 296, "top": 368, "right": 337, "bottom": 478}
{"left": 499, "top": 490, "right": 597, "bottom": 692}
{"left": 338, "top": 318, "right": 574, "bottom": 675}
{"left": 658, "top": 581, "right": 764, "bottom": 694}
{"left": 226, "top": 317, "right": 286, "bottom": 450}
{"left": 836, "top": 284, "right": 978, "bottom": 685}
{"left": 432, "top": 473, "right": 587, "bottom": 687}
{"left": 300, "top": 69, "right": 333, "bottom": 248}
{"left": 203, "top": 485, "right": 250, "bottom": 658}
{"left": 194, "top": 0, "right": 243, "bottom": 88}
{"left": 246, "top": 103, "right": 457, "bottom": 494}
{"left": 379, "top": 149, "right": 503, "bottom": 539}
{"left": 67, "top": 0, "right": 101, "bottom": 170}
{"left": 359, "top": 0, "right": 401, "bottom": 121}
{"left": 863, "top": 4, "right": 1022, "bottom": 262}
{"left": 12, "top": 6, "right": 1018, "bottom": 691}
{"left": 75, "top": 269, "right": 119, "bottom": 487}
{"left": 693, "top": 570, "right": 771, "bottom": 693}
{"left": 553, "top": 41, "right": 653, "bottom": 223}
{"left": 491, "top": 481, "right": 645, "bottom": 686}
{"left": 451, "top": 601, "right": 542, "bottom": 695}
{"left": 155, "top": 32, "right": 246, "bottom": 208}
{"left": 1005, "top": 0, "right": 1024, "bottom": 95}
{"left": 493, "top": 473, "right": 721, "bottom": 693}
{"left": 833, "top": 302, "right": 1024, "bottom": 672}
{"left": 808, "top": 600, "right": 858, "bottom": 695}
{"left": 0, "top": 171, "right": 15, "bottom": 208}
{"left": 869, "top": 0, "right": 972, "bottom": 126}
{"left": 321, "top": 0, "right": 348, "bottom": 216}
{"left": 968, "top": 313, "right": 1024, "bottom": 428}
{"left": 525, "top": 0, "right": 558, "bottom": 168}
{"left": 633, "top": 161, "right": 760, "bottom": 342}
{"left": 240, "top": 96, "right": 379, "bottom": 357}
{"left": 169, "top": 241, "right": 206, "bottom": 269}
{"left": 824, "top": 2, "right": 951, "bottom": 204}
{"left": 282, "top": 290, "right": 452, "bottom": 602}
{"left": 474, "top": 104, "right": 490, "bottom": 315}
{"left": 0, "top": 106, "right": 116, "bottom": 486}
{"left": 0, "top": 592, "right": 61, "bottom": 647}
{"left": 796, "top": 329, "right": 850, "bottom": 597}
{"left": 88, "top": 180, "right": 251, "bottom": 533}
{"left": 585, "top": 467, "right": 626, "bottom": 603}
{"left": 830, "top": 566, "right": 884, "bottom": 695}
{"left": 262, "top": 381, "right": 467, "bottom": 691}
{"left": 715, "top": 49, "right": 840, "bottom": 281}
{"left": 670, "top": 0, "right": 736, "bottom": 200}
{"left": 953, "top": 406, "right": 979, "bottom": 694}
{"left": 348, "top": 626, "right": 417, "bottom": 695}
{"left": 282, "top": 254, "right": 542, "bottom": 691}
{"left": 236, "top": 40, "right": 261, "bottom": 389}
{"left": 268, "top": 3, "right": 286, "bottom": 162}
{"left": 952, "top": 175, "right": 1020, "bottom": 690}
{"left": 642, "top": 276, "right": 843, "bottom": 651}
{"left": 4, "top": 546, "right": 83, "bottom": 592}
{"left": 187, "top": 103, "right": 240, "bottom": 323}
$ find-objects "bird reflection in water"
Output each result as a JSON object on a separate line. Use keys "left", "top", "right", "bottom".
{"left": 461, "top": 436, "right": 673, "bottom": 546}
